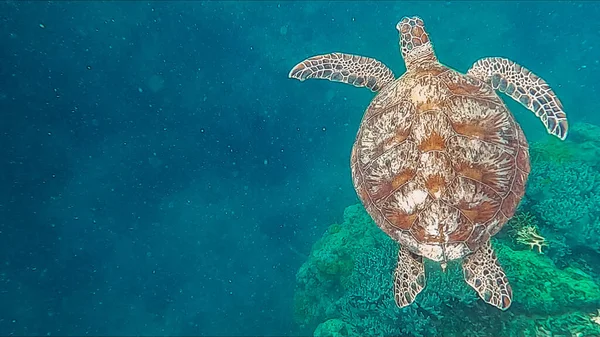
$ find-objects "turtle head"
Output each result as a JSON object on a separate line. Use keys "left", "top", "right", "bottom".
{"left": 396, "top": 16, "right": 437, "bottom": 69}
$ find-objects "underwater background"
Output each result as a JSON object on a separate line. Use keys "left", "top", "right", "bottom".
{"left": 1, "top": 1, "right": 599, "bottom": 336}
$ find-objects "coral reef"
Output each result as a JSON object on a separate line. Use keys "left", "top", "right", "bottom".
{"left": 515, "top": 224, "right": 548, "bottom": 253}
{"left": 295, "top": 204, "right": 600, "bottom": 336}
{"left": 526, "top": 123, "right": 600, "bottom": 272}
{"left": 294, "top": 122, "right": 600, "bottom": 336}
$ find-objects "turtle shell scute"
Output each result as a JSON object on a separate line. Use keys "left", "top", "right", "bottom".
{"left": 351, "top": 67, "right": 529, "bottom": 261}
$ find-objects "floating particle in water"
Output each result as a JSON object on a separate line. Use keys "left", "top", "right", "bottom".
{"left": 279, "top": 25, "right": 288, "bottom": 35}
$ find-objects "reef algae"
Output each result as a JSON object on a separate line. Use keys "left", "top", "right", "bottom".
{"left": 295, "top": 204, "right": 600, "bottom": 336}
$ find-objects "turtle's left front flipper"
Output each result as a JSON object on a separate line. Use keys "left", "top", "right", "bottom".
{"left": 289, "top": 52, "right": 395, "bottom": 92}
{"left": 462, "top": 241, "right": 513, "bottom": 311}
{"left": 468, "top": 57, "right": 568, "bottom": 140}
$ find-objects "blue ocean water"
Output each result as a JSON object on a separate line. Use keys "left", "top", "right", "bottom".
{"left": 0, "top": 1, "right": 599, "bottom": 336}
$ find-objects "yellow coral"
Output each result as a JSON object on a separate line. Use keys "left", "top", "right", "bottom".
{"left": 516, "top": 225, "right": 548, "bottom": 253}
{"left": 591, "top": 309, "right": 600, "bottom": 326}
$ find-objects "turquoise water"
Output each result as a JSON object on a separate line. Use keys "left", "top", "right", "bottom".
{"left": 0, "top": 1, "right": 599, "bottom": 336}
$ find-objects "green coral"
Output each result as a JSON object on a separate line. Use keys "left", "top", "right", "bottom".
{"left": 526, "top": 125, "right": 600, "bottom": 263}
{"left": 294, "top": 203, "right": 600, "bottom": 337}
{"left": 313, "top": 319, "right": 356, "bottom": 337}
{"left": 496, "top": 243, "right": 600, "bottom": 315}
{"left": 510, "top": 122, "right": 600, "bottom": 281}
{"left": 294, "top": 205, "right": 383, "bottom": 328}
{"left": 530, "top": 136, "right": 574, "bottom": 164}
{"left": 530, "top": 121, "right": 600, "bottom": 168}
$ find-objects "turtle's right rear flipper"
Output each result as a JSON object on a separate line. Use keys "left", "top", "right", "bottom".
{"left": 393, "top": 246, "right": 426, "bottom": 308}
{"left": 288, "top": 53, "right": 395, "bottom": 92}
{"left": 462, "top": 240, "right": 512, "bottom": 310}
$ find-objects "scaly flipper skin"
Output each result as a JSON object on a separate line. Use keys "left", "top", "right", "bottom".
{"left": 468, "top": 57, "right": 568, "bottom": 140}
{"left": 393, "top": 246, "right": 426, "bottom": 308}
{"left": 462, "top": 241, "right": 512, "bottom": 311}
{"left": 288, "top": 53, "right": 395, "bottom": 92}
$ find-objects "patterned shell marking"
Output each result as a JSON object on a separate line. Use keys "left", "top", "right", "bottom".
{"left": 350, "top": 64, "right": 530, "bottom": 263}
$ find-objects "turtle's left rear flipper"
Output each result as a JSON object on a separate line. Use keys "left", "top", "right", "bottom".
{"left": 289, "top": 52, "right": 395, "bottom": 92}
{"left": 393, "top": 246, "right": 426, "bottom": 308}
{"left": 462, "top": 240, "right": 512, "bottom": 310}
{"left": 467, "top": 57, "right": 568, "bottom": 140}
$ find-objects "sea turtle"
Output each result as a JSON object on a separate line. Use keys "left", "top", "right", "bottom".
{"left": 288, "top": 16, "right": 568, "bottom": 310}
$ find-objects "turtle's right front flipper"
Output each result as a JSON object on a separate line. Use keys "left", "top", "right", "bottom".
{"left": 288, "top": 52, "right": 395, "bottom": 92}
{"left": 467, "top": 57, "right": 568, "bottom": 140}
